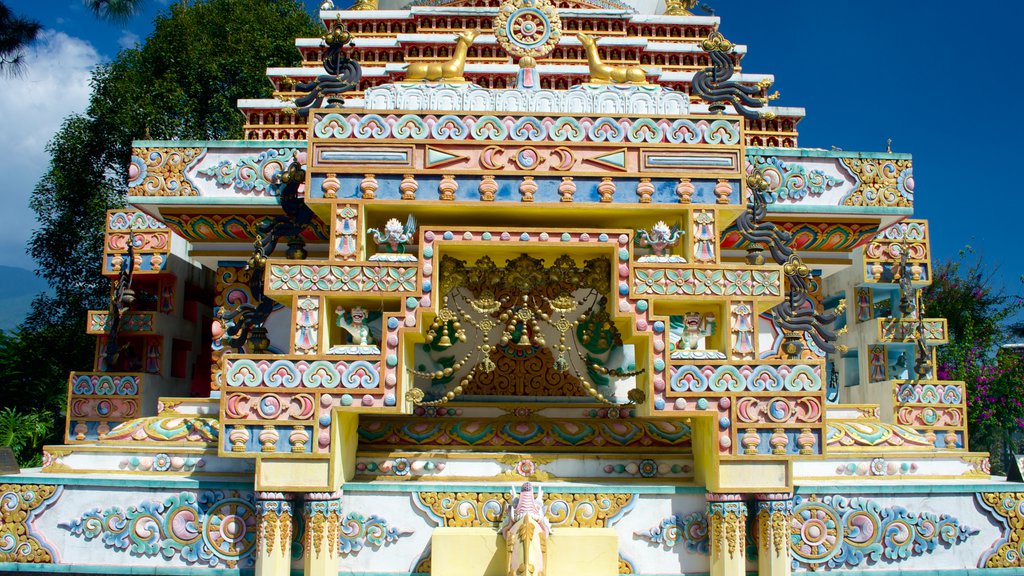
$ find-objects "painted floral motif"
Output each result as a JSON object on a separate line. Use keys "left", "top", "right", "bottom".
{"left": 88, "top": 311, "right": 155, "bottom": 334}
{"left": 196, "top": 148, "right": 293, "bottom": 195}
{"left": 313, "top": 112, "right": 739, "bottom": 145}
{"left": 339, "top": 512, "right": 412, "bottom": 554}
{"left": 634, "top": 512, "right": 709, "bottom": 553}
{"left": 357, "top": 417, "right": 691, "bottom": 449}
{"left": 633, "top": 267, "right": 780, "bottom": 297}
{"left": 100, "top": 415, "right": 219, "bottom": 443}
{"left": 789, "top": 495, "right": 977, "bottom": 570}
{"left": 747, "top": 156, "right": 843, "bottom": 202}
{"left": 225, "top": 359, "right": 381, "bottom": 390}
{"left": 59, "top": 490, "right": 257, "bottom": 568}
{"left": 268, "top": 264, "right": 418, "bottom": 293}
{"left": 825, "top": 421, "right": 933, "bottom": 449}
{"left": 669, "top": 364, "right": 821, "bottom": 393}
{"left": 70, "top": 373, "right": 140, "bottom": 396}
{"left": 107, "top": 211, "right": 167, "bottom": 230}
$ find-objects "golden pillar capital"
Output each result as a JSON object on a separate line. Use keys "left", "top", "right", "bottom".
{"left": 255, "top": 491, "right": 295, "bottom": 576}
{"left": 706, "top": 493, "right": 747, "bottom": 576}
{"left": 754, "top": 493, "right": 794, "bottom": 576}
{"left": 302, "top": 490, "right": 343, "bottom": 576}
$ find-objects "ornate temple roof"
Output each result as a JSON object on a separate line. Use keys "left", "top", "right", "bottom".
{"left": 240, "top": 2, "right": 804, "bottom": 147}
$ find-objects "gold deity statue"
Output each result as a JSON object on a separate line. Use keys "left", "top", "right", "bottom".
{"left": 402, "top": 29, "right": 480, "bottom": 83}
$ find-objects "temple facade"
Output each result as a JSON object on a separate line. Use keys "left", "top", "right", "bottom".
{"left": 0, "top": 1, "right": 1020, "bottom": 575}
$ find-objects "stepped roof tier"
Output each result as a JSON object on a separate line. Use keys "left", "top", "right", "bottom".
{"left": 240, "top": 2, "right": 803, "bottom": 148}
{"left": 2, "top": 3, "right": 1017, "bottom": 576}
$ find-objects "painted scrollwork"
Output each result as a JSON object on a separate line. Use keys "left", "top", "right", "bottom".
{"left": 839, "top": 158, "right": 913, "bottom": 208}
{"left": 977, "top": 492, "right": 1024, "bottom": 568}
{"left": 0, "top": 484, "right": 62, "bottom": 563}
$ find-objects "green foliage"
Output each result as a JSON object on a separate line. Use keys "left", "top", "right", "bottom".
{"left": 0, "top": 407, "right": 56, "bottom": 468}
{"left": 923, "top": 248, "right": 1024, "bottom": 474}
{"left": 0, "top": 1, "right": 42, "bottom": 76}
{"left": 83, "top": 0, "right": 143, "bottom": 23}
{"left": 15, "top": 0, "right": 321, "bottom": 457}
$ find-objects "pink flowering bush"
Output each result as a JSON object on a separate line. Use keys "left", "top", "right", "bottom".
{"left": 924, "top": 249, "right": 1024, "bottom": 474}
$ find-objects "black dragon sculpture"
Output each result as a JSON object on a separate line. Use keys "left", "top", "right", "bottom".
{"left": 103, "top": 235, "right": 136, "bottom": 369}
{"left": 734, "top": 173, "right": 793, "bottom": 265}
{"left": 738, "top": 172, "right": 844, "bottom": 355}
{"left": 220, "top": 237, "right": 274, "bottom": 353}
{"left": 294, "top": 19, "right": 361, "bottom": 118}
{"left": 692, "top": 30, "right": 776, "bottom": 120}
{"left": 257, "top": 160, "right": 315, "bottom": 258}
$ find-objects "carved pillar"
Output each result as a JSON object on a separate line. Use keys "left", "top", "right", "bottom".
{"left": 707, "top": 493, "right": 747, "bottom": 576}
{"left": 255, "top": 492, "right": 294, "bottom": 576}
{"left": 755, "top": 494, "right": 793, "bottom": 576}
{"left": 302, "top": 491, "right": 343, "bottom": 576}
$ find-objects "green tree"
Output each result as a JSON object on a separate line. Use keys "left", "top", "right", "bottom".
{"left": 10, "top": 0, "right": 320, "bottom": 466}
{"left": 924, "top": 249, "right": 1024, "bottom": 474}
{"left": 83, "top": 0, "right": 144, "bottom": 22}
{"left": 0, "top": 1, "right": 42, "bottom": 76}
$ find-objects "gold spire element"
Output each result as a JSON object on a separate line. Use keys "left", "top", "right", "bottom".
{"left": 664, "top": 0, "right": 698, "bottom": 15}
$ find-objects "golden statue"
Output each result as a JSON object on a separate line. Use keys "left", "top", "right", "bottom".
{"left": 350, "top": 0, "right": 377, "bottom": 10}
{"left": 403, "top": 29, "right": 480, "bottom": 83}
{"left": 577, "top": 32, "right": 648, "bottom": 85}
{"left": 664, "top": 0, "right": 697, "bottom": 15}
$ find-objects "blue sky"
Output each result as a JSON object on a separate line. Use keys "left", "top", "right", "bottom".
{"left": 3, "top": 0, "right": 1021, "bottom": 302}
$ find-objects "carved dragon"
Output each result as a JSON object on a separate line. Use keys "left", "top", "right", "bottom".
{"left": 692, "top": 30, "right": 775, "bottom": 119}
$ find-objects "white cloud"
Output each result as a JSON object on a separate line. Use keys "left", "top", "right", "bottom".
{"left": 118, "top": 30, "right": 140, "bottom": 49}
{"left": 0, "top": 31, "right": 101, "bottom": 268}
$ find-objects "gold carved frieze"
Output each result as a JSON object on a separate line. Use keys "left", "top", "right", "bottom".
{"left": 129, "top": 147, "right": 203, "bottom": 197}
{"left": 412, "top": 491, "right": 636, "bottom": 528}
{"left": 978, "top": 492, "right": 1024, "bottom": 568}
{"left": 838, "top": 157, "right": 913, "bottom": 208}
{"left": 0, "top": 484, "right": 62, "bottom": 563}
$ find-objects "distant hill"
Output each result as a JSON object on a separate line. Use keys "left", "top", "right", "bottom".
{"left": 0, "top": 266, "right": 49, "bottom": 331}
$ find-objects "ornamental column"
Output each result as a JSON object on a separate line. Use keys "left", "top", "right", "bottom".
{"left": 707, "top": 494, "right": 747, "bottom": 576}
{"left": 755, "top": 494, "right": 793, "bottom": 576}
{"left": 255, "top": 492, "right": 294, "bottom": 576}
{"left": 303, "top": 491, "right": 343, "bottom": 576}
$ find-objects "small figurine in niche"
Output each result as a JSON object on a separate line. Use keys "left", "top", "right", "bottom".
{"left": 869, "top": 345, "right": 887, "bottom": 382}
{"left": 294, "top": 296, "right": 319, "bottom": 355}
{"left": 368, "top": 215, "right": 417, "bottom": 262}
{"left": 330, "top": 306, "right": 380, "bottom": 354}
{"left": 145, "top": 343, "right": 160, "bottom": 374}
{"left": 634, "top": 221, "right": 685, "bottom": 263}
{"left": 692, "top": 210, "right": 716, "bottom": 263}
{"left": 855, "top": 288, "right": 872, "bottom": 322}
{"left": 670, "top": 311, "right": 726, "bottom": 360}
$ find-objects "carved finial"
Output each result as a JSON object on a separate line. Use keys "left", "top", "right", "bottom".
{"left": 701, "top": 29, "right": 733, "bottom": 52}
{"left": 664, "top": 0, "right": 698, "bottom": 15}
